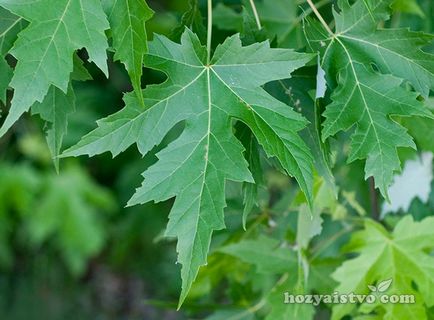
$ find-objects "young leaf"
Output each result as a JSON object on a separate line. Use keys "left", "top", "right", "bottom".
{"left": 63, "top": 29, "right": 315, "bottom": 304}
{"left": 332, "top": 216, "right": 434, "bottom": 320}
{"left": 305, "top": 0, "right": 434, "bottom": 198}
{"left": 103, "top": 0, "right": 154, "bottom": 105}
{"left": 0, "top": 0, "right": 109, "bottom": 137}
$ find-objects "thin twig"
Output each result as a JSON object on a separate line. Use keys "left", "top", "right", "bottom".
{"left": 306, "top": 0, "right": 334, "bottom": 35}
{"left": 248, "top": 0, "right": 262, "bottom": 30}
{"left": 207, "top": 0, "right": 213, "bottom": 64}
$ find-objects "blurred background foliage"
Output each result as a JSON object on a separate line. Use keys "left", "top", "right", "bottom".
{"left": 0, "top": 0, "right": 433, "bottom": 319}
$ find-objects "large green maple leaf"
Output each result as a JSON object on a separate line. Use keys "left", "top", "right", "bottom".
{"left": 63, "top": 29, "right": 315, "bottom": 303}
{"left": 103, "top": 0, "right": 154, "bottom": 105}
{"left": 332, "top": 216, "right": 434, "bottom": 320}
{"left": 305, "top": 0, "right": 434, "bottom": 198}
{"left": 0, "top": 0, "right": 109, "bottom": 136}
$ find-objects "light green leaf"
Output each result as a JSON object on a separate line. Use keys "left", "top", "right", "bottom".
{"left": 266, "top": 276, "right": 315, "bottom": 320}
{"left": 63, "top": 30, "right": 315, "bottom": 304}
{"left": 332, "top": 216, "right": 434, "bottom": 320}
{"left": 0, "top": 0, "right": 109, "bottom": 136}
{"left": 103, "top": 0, "right": 154, "bottom": 105}
{"left": 26, "top": 166, "right": 115, "bottom": 275}
{"left": 220, "top": 235, "right": 298, "bottom": 274}
{"left": 297, "top": 204, "right": 323, "bottom": 250}
{"left": 305, "top": 0, "right": 434, "bottom": 198}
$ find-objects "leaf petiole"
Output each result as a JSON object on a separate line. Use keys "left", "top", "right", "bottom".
{"left": 249, "top": 0, "right": 262, "bottom": 30}
{"left": 306, "top": 0, "right": 334, "bottom": 35}
{"left": 207, "top": 0, "right": 213, "bottom": 63}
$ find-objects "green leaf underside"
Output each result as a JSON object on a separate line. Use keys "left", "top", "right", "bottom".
{"left": 332, "top": 216, "right": 434, "bottom": 320}
{"left": 63, "top": 29, "right": 315, "bottom": 305}
{"left": 103, "top": 0, "right": 154, "bottom": 106}
{"left": 0, "top": 0, "right": 109, "bottom": 137}
{"left": 305, "top": 0, "right": 434, "bottom": 198}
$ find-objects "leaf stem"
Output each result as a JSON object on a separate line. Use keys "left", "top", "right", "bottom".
{"left": 306, "top": 0, "right": 334, "bottom": 36}
{"left": 207, "top": 0, "right": 213, "bottom": 64}
{"left": 249, "top": 0, "right": 262, "bottom": 30}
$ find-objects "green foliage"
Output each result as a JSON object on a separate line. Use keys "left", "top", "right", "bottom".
{"left": 0, "top": 163, "right": 115, "bottom": 274}
{"left": 305, "top": 0, "right": 434, "bottom": 199}
{"left": 103, "top": 0, "right": 154, "bottom": 105}
{"left": 0, "top": 0, "right": 109, "bottom": 136}
{"left": 220, "top": 235, "right": 298, "bottom": 274}
{"left": 0, "top": 0, "right": 433, "bottom": 318}
{"left": 63, "top": 29, "right": 315, "bottom": 304}
{"left": 333, "top": 216, "right": 434, "bottom": 320}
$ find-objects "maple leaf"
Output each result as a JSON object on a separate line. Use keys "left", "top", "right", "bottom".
{"left": 103, "top": 0, "right": 154, "bottom": 105}
{"left": 62, "top": 29, "right": 315, "bottom": 304}
{"left": 332, "top": 216, "right": 434, "bottom": 320}
{"left": 305, "top": 0, "right": 434, "bottom": 198}
{"left": 0, "top": 0, "right": 109, "bottom": 137}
